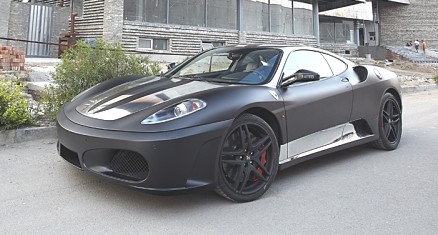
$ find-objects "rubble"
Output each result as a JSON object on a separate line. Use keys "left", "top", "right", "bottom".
{"left": 355, "top": 56, "right": 438, "bottom": 89}
{"left": 0, "top": 45, "right": 26, "bottom": 72}
{"left": 386, "top": 46, "right": 438, "bottom": 64}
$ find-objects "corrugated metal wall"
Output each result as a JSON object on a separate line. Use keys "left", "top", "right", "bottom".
{"left": 26, "top": 4, "right": 53, "bottom": 57}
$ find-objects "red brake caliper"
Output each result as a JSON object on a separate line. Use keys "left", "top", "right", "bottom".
{"left": 252, "top": 146, "right": 267, "bottom": 181}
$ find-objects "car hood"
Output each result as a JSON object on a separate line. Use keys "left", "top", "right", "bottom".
{"left": 63, "top": 75, "right": 282, "bottom": 133}
{"left": 75, "top": 76, "right": 222, "bottom": 121}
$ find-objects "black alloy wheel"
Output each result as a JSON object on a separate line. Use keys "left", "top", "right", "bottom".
{"left": 372, "top": 93, "right": 402, "bottom": 150}
{"left": 215, "top": 114, "right": 279, "bottom": 202}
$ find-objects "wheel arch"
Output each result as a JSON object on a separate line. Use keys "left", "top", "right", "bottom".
{"left": 385, "top": 88, "right": 403, "bottom": 111}
{"left": 242, "top": 107, "right": 284, "bottom": 146}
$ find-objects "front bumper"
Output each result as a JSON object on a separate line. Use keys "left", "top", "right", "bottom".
{"left": 57, "top": 108, "right": 232, "bottom": 194}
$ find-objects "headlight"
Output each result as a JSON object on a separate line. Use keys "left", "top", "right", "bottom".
{"left": 141, "top": 99, "right": 207, "bottom": 124}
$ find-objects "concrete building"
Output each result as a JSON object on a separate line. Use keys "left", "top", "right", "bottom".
{"left": 2, "top": 0, "right": 430, "bottom": 61}
{"left": 71, "top": 0, "right": 368, "bottom": 62}
{"left": 377, "top": 0, "right": 437, "bottom": 49}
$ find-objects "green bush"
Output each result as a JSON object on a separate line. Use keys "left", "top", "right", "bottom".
{"left": 0, "top": 79, "right": 31, "bottom": 129}
{"left": 42, "top": 39, "right": 160, "bottom": 120}
{"left": 433, "top": 74, "right": 438, "bottom": 84}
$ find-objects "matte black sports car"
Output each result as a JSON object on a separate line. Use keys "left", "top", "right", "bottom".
{"left": 57, "top": 45, "right": 402, "bottom": 202}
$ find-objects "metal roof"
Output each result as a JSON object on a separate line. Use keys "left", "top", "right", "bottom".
{"left": 297, "top": 0, "right": 367, "bottom": 12}
{"left": 380, "top": 0, "right": 410, "bottom": 4}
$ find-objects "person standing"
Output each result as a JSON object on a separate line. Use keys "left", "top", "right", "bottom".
{"left": 414, "top": 40, "right": 420, "bottom": 52}
{"left": 422, "top": 39, "right": 427, "bottom": 54}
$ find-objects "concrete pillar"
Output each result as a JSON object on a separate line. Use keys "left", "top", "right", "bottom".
{"left": 353, "top": 20, "right": 360, "bottom": 45}
{"left": 238, "top": 31, "right": 247, "bottom": 44}
{"left": 312, "top": 0, "right": 320, "bottom": 46}
{"left": 237, "top": 0, "right": 245, "bottom": 43}
{"left": 372, "top": 0, "right": 380, "bottom": 46}
{"left": 102, "top": 0, "right": 124, "bottom": 43}
{"left": 237, "top": 0, "right": 243, "bottom": 31}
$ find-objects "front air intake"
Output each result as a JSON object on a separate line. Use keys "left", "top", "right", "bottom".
{"left": 59, "top": 144, "right": 81, "bottom": 168}
{"left": 110, "top": 150, "right": 149, "bottom": 181}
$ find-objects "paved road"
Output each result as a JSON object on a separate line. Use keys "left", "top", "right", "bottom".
{"left": 1, "top": 90, "right": 438, "bottom": 234}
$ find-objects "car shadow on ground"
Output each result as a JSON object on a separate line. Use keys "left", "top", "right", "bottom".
{"left": 276, "top": 145, "right": 378, "bottom": 181}
{"left": 66, "top": 144, "right": 382, "bottom": 210}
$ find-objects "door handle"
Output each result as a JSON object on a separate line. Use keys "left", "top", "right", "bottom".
{"left": 341, "top": 78, "right": 350, "bottom": 82}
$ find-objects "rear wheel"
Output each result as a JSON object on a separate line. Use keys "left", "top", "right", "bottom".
{"left": 371, "top": 93, "right": 402, "bottom": 150}
{"left": 215, "top": 114, "right": 279, "bottom": 202}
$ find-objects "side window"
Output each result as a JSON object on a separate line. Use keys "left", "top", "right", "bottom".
{"left": 283, "top": 50, "right": 333, "bottom": 79}
{"left": 322, "top": 53, "right": 348, "bottom": 75}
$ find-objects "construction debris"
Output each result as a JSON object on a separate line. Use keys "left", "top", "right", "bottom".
{"left": 0, "top": 45, "right": 26, "bottom": 72}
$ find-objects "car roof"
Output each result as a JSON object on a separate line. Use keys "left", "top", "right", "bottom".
{"left": 221, "top": 44, "right": 312, "bottom": 50}
{"left": 219, "top": 44, "right": 355, "bottom": 65}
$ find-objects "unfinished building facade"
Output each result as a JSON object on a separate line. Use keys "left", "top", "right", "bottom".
{"left": 3, "top": 0, "right": 430, "bottom": 60}
{"left": 72, "top": 0, "right": 369, "bottom": 62}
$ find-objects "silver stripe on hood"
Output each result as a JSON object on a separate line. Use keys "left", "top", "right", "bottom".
{"left": 76, "top": 78, "right": 220, "bottom": 120}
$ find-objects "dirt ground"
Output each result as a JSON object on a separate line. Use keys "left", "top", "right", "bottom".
{"left": 355, "top": 58, "right": 438, "bottom": 88}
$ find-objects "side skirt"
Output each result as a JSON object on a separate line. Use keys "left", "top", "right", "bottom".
{"left": 278, "top": 136, "right": 375, "bottom": 170}
{"left": 278, "top": 122, "right": 377, "bottom": 170}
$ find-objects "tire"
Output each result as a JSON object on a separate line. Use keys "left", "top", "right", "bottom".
{"left": 215, "top": 114, "right": 279, "bottom": 202}
{"left": 371, "top": 93, "right": 402, "bottom": 150}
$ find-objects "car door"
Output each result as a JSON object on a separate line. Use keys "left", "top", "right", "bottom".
{"left": 278, "top": 50, "right": 353, "bottom": 158}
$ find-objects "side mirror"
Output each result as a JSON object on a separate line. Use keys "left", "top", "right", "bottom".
{"left": 167, "top": 62, "right": 177, "bottom": 70}
{"left": 227, "top": 53, "right": 241, "bottom": 60}
{"left": 281, "top": 69, "right": 320, "bottom": 87}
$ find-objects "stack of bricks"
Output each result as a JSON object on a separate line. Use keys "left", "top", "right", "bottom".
{"left": 0, "top": 45, "right": 25, "bottom": 72}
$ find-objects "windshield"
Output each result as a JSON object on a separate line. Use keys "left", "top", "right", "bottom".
{"left": 169, "top": 47, "right": 281, "bottom": 85}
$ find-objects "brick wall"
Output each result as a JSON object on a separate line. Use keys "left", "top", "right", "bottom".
{"left": 12, "top": 0, "right": 72, "bottom": 6}
{"left": 74, "top": 0, "right": 105, "bottom": 39}
{"left": 0, "top": 0, "right": 12, "bottom": 45}
{"left": 123, "top": 22, "right": 240, "bottom": 55}
{"left": 379, "top": 0, "right": 438, "bottom": 48}
{"left": 320, "top": 43, "right": 359, "bottom": 58}
{"left": 7, "top": 2, "right": 30, "bottom": 53}
{"left": 123, "top": 21, "right": 317, "bottom": 56}
{"left": 51, "top": 7, "right": 71, "bottom": 57}
{"left": 245, "top": 31, "right": 317, "bottom": 46}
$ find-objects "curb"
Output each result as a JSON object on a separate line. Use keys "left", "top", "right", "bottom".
{"left": 0, "top": 126, "right": 57, "bottom": 144}
{"left": 0, "top": 85, "right": 437, "bottom": 144}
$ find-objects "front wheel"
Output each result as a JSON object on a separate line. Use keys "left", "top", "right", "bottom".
{"left": 371, "top": 93, "right": 402, "bottom": 150}
{"left": 215, "top": 114, "right": 279, "bottom": 202}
